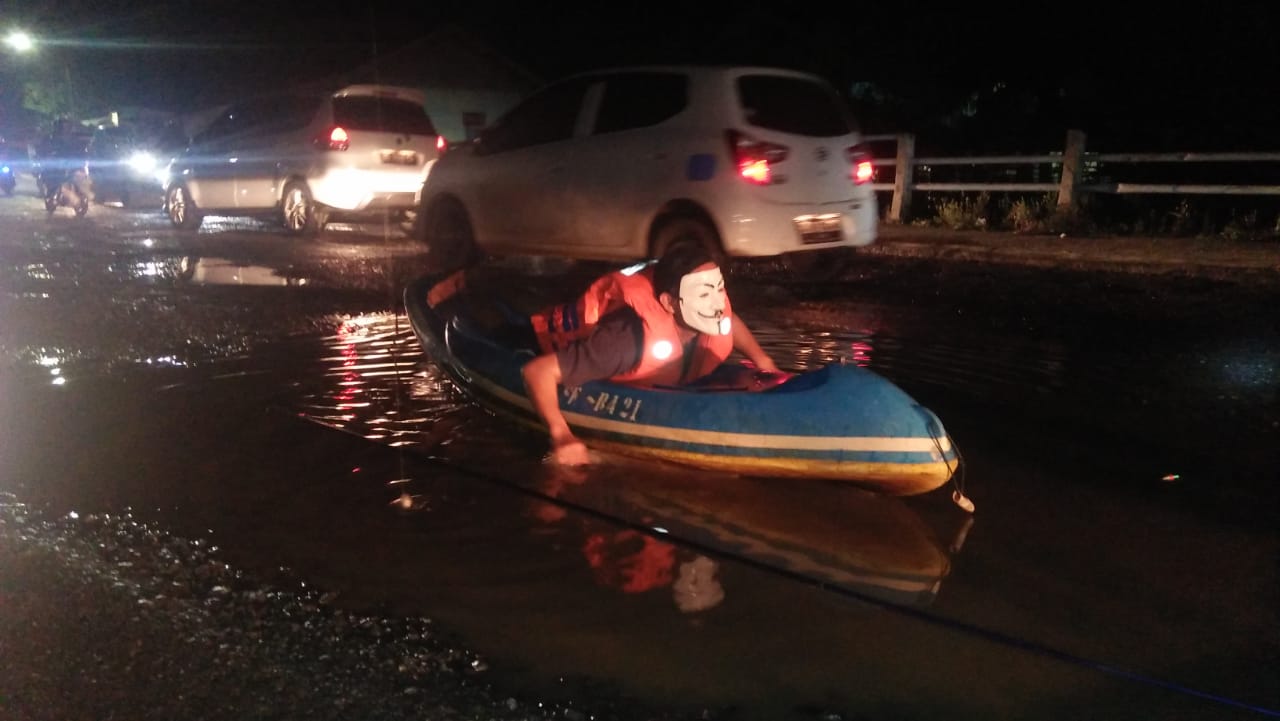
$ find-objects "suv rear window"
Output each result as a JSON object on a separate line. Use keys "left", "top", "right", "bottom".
{"left": 334, "top": 96, "right": 436, "bottom": 135}
{"left": 736, "top": 75, "right": 856, "bottom": 137}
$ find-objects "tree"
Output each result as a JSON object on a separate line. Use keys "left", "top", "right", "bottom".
{"left": 19, "top": 59, "right": 100, "bottom": 123}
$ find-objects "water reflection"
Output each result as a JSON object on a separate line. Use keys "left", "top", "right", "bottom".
{"left": 528, "top": 462, "right": 969, "bottom": 608}
{"left": 293, "top": 312, "right": 972, "bottom": 609}
{"left": 183, "top": 257, "right": 309, "bottom": 286}
{"left": 297, "top": 311, "right": 482, "bottom": 447}
{"left": 37, "top": 353, "right": 67, "bottom": 386}
{"left": 7, "top": 252, "right": 311, "bottom": 288}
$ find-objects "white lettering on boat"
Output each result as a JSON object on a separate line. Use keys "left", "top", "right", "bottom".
{"left": 567, "top": 389, "right": 643, "bottom": 422}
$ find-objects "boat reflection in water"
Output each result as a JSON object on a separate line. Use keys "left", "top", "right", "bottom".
{"left": 528, "top": 460, "right": 974, "bottom": 611}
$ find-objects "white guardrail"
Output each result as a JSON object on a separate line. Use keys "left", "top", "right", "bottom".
{"left": 861, "top": 130, "right": 1280, "bottom": 222}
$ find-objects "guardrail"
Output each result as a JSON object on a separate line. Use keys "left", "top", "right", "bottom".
{"left": 864, "top": 130, "right": 1280, "bottom": 223}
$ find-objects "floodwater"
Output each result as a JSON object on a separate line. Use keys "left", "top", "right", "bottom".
{"left": 1, "top": 185, "right": 1277, "bottom": 720}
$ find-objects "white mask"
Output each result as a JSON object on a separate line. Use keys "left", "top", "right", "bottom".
{"left": 677, "top": 266, "right": 730, "bottom": 336}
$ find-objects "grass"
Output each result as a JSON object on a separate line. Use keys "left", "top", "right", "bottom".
{"left": 907, "top": 192, "right": 1280, "bottom": 242}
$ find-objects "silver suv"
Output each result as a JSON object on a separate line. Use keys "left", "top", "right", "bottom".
{"left": 165, "top": 85, "right": 441, "bottom": 234}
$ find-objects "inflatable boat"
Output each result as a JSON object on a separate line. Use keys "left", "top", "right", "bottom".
{"left": 404, "top": 273, "right": 961, "bottom": 496}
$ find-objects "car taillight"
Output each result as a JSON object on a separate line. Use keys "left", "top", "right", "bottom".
{"left": 847, "top": 143, "right": 873, "bottom": 184}
{"left": 727, "top": 130, "right": 788, "bottom": 185}
{"left": 317, "top": 126, "right": 349, "bottom": 151}
{"left": 436, "top": 135, "right": 448, "bottom": 153}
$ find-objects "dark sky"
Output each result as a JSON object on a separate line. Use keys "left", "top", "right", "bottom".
{"left": 4, "top": 1, "right": 1279, "bottom": 149}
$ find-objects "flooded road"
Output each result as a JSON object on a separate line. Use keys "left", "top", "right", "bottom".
{"left": 2, "top": 181, "right": 1277, "bottom": 720}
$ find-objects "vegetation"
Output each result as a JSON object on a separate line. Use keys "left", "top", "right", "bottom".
{"left": 911, "top": 192, "right": 1279, "bottom": 242}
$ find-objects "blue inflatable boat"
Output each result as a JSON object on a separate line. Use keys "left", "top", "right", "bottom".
{"left": 404, "top": 273, "right": 961, "bottom": 496}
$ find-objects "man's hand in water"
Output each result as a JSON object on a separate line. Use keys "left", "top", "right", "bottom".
{"left": 549, "top": 435, "right": 590, "bottom": 466}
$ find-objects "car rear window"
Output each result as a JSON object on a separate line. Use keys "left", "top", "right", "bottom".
{"left": 736, "top": 75, "right": 856, "bottom": 137}
{"left": 334, "top": 96, "right": 436, "bottom": 135}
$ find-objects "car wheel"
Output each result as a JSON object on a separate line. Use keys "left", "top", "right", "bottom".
{"left": 651, "top": 217, "right": 726, "bottom": 267}
{"left": 423, "top": 198, "right": 480, "bottom": 272}
{"left": 282, "top": 181, "right": 324, "bottom": 235}
{"left": 44, "top": 193, "right": 57, "bottom": 213}
{"left": 166, "top": 184, "right": 203, "bottom": 229}
{"left": 74, "top": 196, "right": 89, "bottom": 217}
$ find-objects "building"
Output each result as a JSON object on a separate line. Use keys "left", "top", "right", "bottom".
{"left": 323, "top": 25, "right": 543, "bottom": 143}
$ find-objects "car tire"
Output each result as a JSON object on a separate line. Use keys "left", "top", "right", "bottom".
{"left": 422, "top": 198, "right": 480, "bottom": 272}
{"left": 282, "top": 181, "right": 325, "bottom": 236}
{"left": 166, "top": 184, "right": 203, "bottom": 230}
{"left": 651, "top": 217, "right": 726, "bottom": 267}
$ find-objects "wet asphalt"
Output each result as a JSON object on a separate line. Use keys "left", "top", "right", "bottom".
{"left": 1, "top": 175, "right": 1277, "bottom": 720}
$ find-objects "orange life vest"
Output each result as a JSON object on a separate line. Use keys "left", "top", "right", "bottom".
{"left": 530, "top": 267, "right": 734, "bottom": 386}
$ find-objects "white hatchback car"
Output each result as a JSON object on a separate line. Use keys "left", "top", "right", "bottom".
{"left": 165, "top": 85, "right": 442, "bottom": 234}
{"left": 418, "top": 66, "right": 877, "bottom": 268}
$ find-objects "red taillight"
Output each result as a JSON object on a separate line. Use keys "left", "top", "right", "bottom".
{"left": 847, "top": 143, "right": 873, "bottom": 184}
{"left": 727, "top": 130, "right": 788, "bottom": 185}
{"left": 317, "top": 126, "right": 349, "bottom": 151}
{"left": 436, "top": 135, "right": 447, "bottom": 153}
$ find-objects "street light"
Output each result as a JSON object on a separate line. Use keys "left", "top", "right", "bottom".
{"left": 4, "top": 30, "right": 35, "bottom": 54}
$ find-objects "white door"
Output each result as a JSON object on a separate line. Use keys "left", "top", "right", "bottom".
{"left": 181, "top": 108, "right": 243, "bottom": 210}
{"left": 565, "top": 73, "right": 692, "bottom": 257}
{"left": 467, "top": 78, "right": 590, "bottom": 252}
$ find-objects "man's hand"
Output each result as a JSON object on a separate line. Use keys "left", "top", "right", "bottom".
{"left": 549, "top": 435, "right": 590, "bottom": 466}
{"left": 523, "top": 353, "right": 591, "bottom": 465}
{"left": 752, "top": 369, "right": 792, "bottom": 391}
{"left": 751, "top": 356, "right": 780, "bottom": 374}
{"left": 731, "top": 318, "right": 781, "bottom": 375}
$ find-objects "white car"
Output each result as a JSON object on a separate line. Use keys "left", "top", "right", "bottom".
{"left": 418, "top": 66, "right": 877, "bottom": 268}
{"left": 165, "top": 85, "right": 443, "bottom": 234}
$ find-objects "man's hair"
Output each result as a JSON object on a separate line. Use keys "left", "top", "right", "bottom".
{"left": 652, "top": 242, "right": 715, "bottom": 299}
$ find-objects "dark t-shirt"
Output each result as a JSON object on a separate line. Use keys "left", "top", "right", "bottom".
{"left": 555, "top": 308, "right": 645, "bottom": 387}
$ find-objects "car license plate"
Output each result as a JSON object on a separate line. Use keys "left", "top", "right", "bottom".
{"left": 793, "top": 214, "right": 843, "bottom": 244}
{"left": 379, "top": 150, "right": 419, "bottom": 166}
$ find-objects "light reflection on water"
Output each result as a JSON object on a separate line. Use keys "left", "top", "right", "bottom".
{"left": 297, "top": 311, "right": 477, "bottom": 446}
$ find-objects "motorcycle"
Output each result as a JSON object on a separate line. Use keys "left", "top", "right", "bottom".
{"left": 0, "top": 163, "right": 15, "bottom": 196}
{"left": 42, "top": 165, "right": 92, "bottom": 217}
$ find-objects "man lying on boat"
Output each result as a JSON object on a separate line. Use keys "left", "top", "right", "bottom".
{"left": 519, "top": 242, "right": 783, "bottom": 466}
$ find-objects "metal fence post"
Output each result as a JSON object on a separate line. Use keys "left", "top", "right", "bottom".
{"left": 889, "top": 133, "right": 915, "bottom": 223}
{"left": 1058, "top": 129, "right": 1086, "bottom": 209}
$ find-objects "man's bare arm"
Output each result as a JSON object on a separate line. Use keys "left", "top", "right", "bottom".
{"left": 731, "top": 318, "right": 780, "bottom": 373}
{"left": 521, "top": 353, "right": 590, "bottom": 465}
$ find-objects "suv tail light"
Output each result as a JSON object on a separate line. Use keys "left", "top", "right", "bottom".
{"left": 727, "top": 130, "right": 788, "bottom": 185}
{"left": 847, "top": 143, "right": 873, "bottom": 184}
{"left": 316, "top": 126, "right": 349, "bottom": 151}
